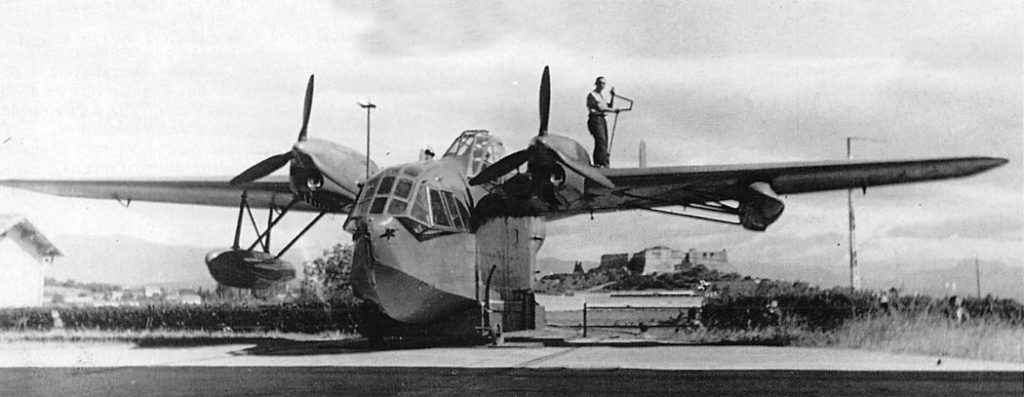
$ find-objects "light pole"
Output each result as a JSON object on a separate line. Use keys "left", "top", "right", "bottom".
{"left": 358, "top": 101, "right": 376, "bottom": 181}
{"left": 845, "top": 137, "right": 884, "bottom": 290}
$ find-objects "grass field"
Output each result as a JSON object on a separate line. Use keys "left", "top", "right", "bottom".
{"left": 548, "top": 309, "right": 1024, "bottom": 363}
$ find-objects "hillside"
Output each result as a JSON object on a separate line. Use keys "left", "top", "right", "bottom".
{"left": 46, "top": 234, "right": 214, "bottom": 287}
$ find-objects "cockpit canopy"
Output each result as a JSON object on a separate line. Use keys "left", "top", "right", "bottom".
{"left": 347, "top": 165, "right": 473, "bottom": 238}
{"left": 443, "top": 130, "right": 505, "bottom": 178}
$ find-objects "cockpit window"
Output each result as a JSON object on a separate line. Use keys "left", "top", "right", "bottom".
{"left": 353, "top": 176, "right": 380, "bottom": 216}
{"left": 376, "top": 176, "right": 395, "bottom": 196}
{"left": 455, "top": 196, "right": 471, "bottom": 225}
{"left": 387, "top": 199, "right": 408, "bottom": 215}
{"left": 445, "top": 134, "right": 474, "bottom": 157}
{"left": 358, "top": 177, "right": 378, "bottom": 201}
{"left": 370, "top": 197, "right": 388, "bottom": 214}
{"left": 394, "top": 178, "right": 413, "bottom": 199}
{"left": 442, "top": 191, "right": 465, "bottom": 229}
{"left": 428, "top": 189, "right": 451, "bottom": 227}
{"left": 411, "top": 184, "right": 430, "bottom": 223}
{"left": 350, "top": 169, "right": 472, "bottom": 237}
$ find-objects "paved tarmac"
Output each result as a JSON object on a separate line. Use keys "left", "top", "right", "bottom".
{"left": 1, "top": 337, "right": 1022, "bottom": 396}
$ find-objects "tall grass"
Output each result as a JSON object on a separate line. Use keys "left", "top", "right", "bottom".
{"left": 822, "top": 313, "right": 1024, "bottom": 363}
{"left": 646, "top": 313, "right": 1024, "bottom": 363}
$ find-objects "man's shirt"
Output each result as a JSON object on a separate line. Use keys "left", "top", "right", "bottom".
{"left": 587, "top": 91, "right": 610, "bottom": 116}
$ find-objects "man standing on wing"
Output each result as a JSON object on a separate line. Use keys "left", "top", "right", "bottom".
{"left": 587, "top": 76, "right": 619, "bottom": 168}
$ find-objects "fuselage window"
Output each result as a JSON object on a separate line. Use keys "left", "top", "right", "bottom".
{"left": 428, "top": 189, "right": 451, "bottom": 227}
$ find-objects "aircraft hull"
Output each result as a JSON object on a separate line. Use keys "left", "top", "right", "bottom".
{"left": 350, "top": 216, "right": 478, "bottom": 324}
{"left": 361, "top": 260, "right": 478, "bottom": 324}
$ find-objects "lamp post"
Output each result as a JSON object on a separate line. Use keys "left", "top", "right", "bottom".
{"left": 358, "top": 101, "right": 376, "bottom": 181}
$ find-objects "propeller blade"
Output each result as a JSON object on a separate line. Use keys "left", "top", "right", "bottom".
{"left": 549, "top": 148, "right": 616, "bottom": 189}
{"left": 469, "top": 149, "right": 531, "bottom": 186}
{"left": 538, "top": 66, "right": 550, "bottom": 136}
{"left": 298, "top": 75, "right": 314, "bottom": 141}
{"left": 230, "top": 152, "right": 293, "bottom": 185}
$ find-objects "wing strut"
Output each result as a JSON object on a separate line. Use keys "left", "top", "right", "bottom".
{"left": 614, "top": 190, "right": 740, "bottom": 215}
{"left": 612, "top": 190, "right": 743, "bottom": 225}
{"left": 625, "top": 205, "right": 741, "bottom": 226}
{"left": 246, "top": 198, "right": 301, "bottom": 252}
{"left": 229, "top": 191, "right": 326, "bottom": 258}
{"left": 275, "top": 212, "right": 328, "bottom": 260}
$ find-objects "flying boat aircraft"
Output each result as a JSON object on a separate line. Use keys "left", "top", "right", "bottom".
{"left": 0, "top": 67, "right": 1007, "bottom": 341}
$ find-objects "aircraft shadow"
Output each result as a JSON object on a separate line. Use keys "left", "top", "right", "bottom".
{"left": 133, "top": 335, "right": 488, "bottom": 356}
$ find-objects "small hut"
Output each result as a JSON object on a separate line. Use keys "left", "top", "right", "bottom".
{"left": 0, "top": 214, "right": 62, "bottom": 307}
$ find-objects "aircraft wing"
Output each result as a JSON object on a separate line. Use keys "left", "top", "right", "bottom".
{"left": 576, "top": 157, "right": 1007, "bottom": 229}
{"left": 0, "top": 175, "right": 332, "bottom": 212}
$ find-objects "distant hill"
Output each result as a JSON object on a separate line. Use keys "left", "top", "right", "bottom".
{"left": 46, "top": 234, "right": 215, "bottom": 287}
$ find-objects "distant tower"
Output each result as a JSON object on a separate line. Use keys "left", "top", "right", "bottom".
{"left": 638, "top": 139, "right": 647, "bottom": 167}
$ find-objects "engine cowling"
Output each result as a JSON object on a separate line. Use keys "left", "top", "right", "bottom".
{"left": 205, "top": 249, "right": 296, "bottom": 289}
{"left": 738, "top": 182, "right": 785, "bottom": 231}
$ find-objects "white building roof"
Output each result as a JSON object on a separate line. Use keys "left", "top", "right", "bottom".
{"left": 0, "top": 214, "right": 62, "bottom": 258}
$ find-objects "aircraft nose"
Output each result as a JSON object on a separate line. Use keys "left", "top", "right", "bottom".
{"left": 364, "top": 215, "right": 398, "bottom": 243}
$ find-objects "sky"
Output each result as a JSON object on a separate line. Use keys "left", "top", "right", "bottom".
{"left": 0, "top": 1, "right": 1020, "bottom": 290}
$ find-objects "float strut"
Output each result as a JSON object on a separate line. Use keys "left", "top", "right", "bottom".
{"left": 232, "top": 192, "right": 247, "bottom": 249}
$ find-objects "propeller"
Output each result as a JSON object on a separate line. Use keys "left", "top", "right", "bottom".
{"left": 230, "top": 75, "right": 315, "bottom": 186}
{"left": 469, "top": 67, "right": 614, "bottom": 189}
{"left": 539, "top": 66, "right": 550, "bottom": 136}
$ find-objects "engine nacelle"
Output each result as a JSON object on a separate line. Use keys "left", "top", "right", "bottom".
{"left": 738, "top": 182, "right": 785, "bottom": 231}
{"left": 205, "top": 249, "right": 296, "bottom": 289}
{"left": 551, "top": 163, "right": 587, "bottom": 206}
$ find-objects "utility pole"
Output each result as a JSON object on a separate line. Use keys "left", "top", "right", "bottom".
{"left": 975, "top": 257, "right": 981, "bottom": 298}
{"left": 358, "top": 100, "right": 376, "bottom": 181}
{"left": 847, "top": 137, "right": 860, "bottom": 290}
{"left": 844, "top": 137, "right": 885, "bottom": 290}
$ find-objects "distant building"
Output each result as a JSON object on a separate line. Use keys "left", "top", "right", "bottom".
{"left": 167, "top": 290, "right": 203, "bottom": 305}
{"left": 599, "top": 253, "right": 629, "bottom": 270}
{"left": 0, "top": 215, "right": 62, "bottom": 307}
{"left": 683, "top": 248, "right": 729, "bottom": 270}
{"left": 600, "top": 246, "right": 730, "bottom": 275}
{"left": 630, "top": 246, "right": 688, "bottom": 275}
{"left": 143, "top": 286, "right": 163, "bottom": 298}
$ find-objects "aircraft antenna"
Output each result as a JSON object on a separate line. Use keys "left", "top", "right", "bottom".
{"left": 359, "top": 100, "right": 377, "bottom": 181}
